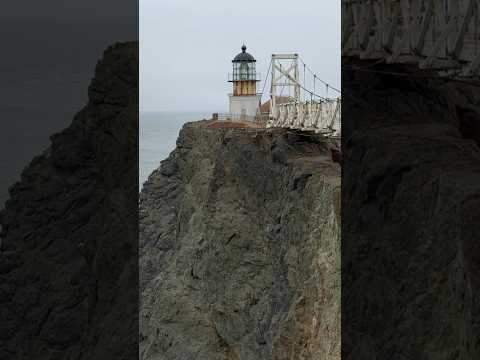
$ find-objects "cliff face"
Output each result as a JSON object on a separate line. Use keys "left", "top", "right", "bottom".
{"left": 342, "top": 60, "right": 480, "bottom": 359}
{"left": 0, "top": 43, "right": 138, "bottom": 359}
{"left": 139, "top": 124, "right": 341, "bottom": 359}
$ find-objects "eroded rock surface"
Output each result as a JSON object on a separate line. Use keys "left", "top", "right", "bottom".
{"left": 0, "top": 42, "right": 138, "bottom": 359}
{"left": 342, "top": 60, "right": 480, "bottom": 359}
{"left": 140, "top": 124, "right": 341, "bottom": 360}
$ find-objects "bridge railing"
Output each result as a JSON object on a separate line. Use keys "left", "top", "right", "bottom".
{"left": 342, "top": 0, "right": 480, "bottom": 77}
{"left": 267, "top": 99, "right": 341, "bottom": 136}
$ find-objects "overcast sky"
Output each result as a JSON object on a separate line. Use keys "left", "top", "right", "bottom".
{"left": 140, "top": 0, "right": 340, "bottom": 112}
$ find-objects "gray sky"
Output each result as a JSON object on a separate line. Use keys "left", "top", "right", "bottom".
{"left": 140, "top": 0, "right": 340, "bottom": 111}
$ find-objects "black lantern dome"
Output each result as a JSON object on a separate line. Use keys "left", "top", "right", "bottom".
{"left": 233, "top": 45, "right": 256, "bottom": 62}
{"left": 228, "top": 44, "right": 260, "bottom": 83}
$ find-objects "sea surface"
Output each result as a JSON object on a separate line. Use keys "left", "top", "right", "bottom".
{"left": 139, "top": 111, "right": 213, "bottom": 190}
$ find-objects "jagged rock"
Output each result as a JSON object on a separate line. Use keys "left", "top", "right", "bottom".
{"left": 0, "top": 42, "right": 138, "bottom": 360}
{"left": 342, "top": 59, "right": 480, "bottom": 359}
{"left": 140, "top": 125, "right": 341, "bottom": 359}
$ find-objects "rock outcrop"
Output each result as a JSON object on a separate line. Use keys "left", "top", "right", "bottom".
{"left": 342, "top": 59, "right": 480, "bottom": 359}
{"left": 0, "top": 42, "right": 138, "bottom": 359}
{"left": 140, "top": 124, "right": 341, "bottom": 359}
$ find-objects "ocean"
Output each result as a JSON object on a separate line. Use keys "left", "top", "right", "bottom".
{"left": 139, "top": 111, "right": 213, "bottom": 190}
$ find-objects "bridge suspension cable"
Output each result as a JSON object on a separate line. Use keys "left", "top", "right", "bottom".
{"left": 298, "top": 82, "right": 328, "bottom": 101}
{"left": 259, "top": 58, "right": 272, "bottom": 102}
{"left": 298, "top": 56, "right": 341, "bottom": 95}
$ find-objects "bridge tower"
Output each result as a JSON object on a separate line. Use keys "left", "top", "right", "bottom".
{"left": 270, "top": 54, "right": 301, "bottom": 119}
{"left": 228, "top": 45, "right": 261, "bottom": 118}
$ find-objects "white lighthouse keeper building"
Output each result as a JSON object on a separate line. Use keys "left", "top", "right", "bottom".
{"left": 228, "top": 45, "right": 261, "bottom": 118}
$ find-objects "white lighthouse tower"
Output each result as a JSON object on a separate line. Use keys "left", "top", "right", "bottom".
{"left": 228, "top": 45, "right": 261, "bottom": 119}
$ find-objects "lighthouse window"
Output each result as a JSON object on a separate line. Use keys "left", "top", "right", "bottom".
{"left": 240, "top": 63, "right": 249, "bottom": 80}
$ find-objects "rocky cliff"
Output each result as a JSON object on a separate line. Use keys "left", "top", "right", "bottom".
{"left": 0, "top": 42, "right": 138, "bottom": 359}
{"left": 139, "top": 123, "right": 341, "bottom": 359}
{"left": 342, "top": 59, "right": 480, "bottom": 359}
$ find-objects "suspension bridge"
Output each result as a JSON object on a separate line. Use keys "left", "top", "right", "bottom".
{"left": 262, "top": 54, "right": 342, "bottom": 137}
{"left": 342, "top": 0, "right": 480, "bottom": 77}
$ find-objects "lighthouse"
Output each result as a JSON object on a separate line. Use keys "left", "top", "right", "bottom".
{"left": 228, "top": 45, "right": 261, "bottom": 119}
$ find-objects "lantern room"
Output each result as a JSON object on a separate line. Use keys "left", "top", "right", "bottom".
{"left": 228, "top": 45, "right": 261, "bottom": 118}
{"left": 229, "top": 45, "right": 260, "bottom": 96}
